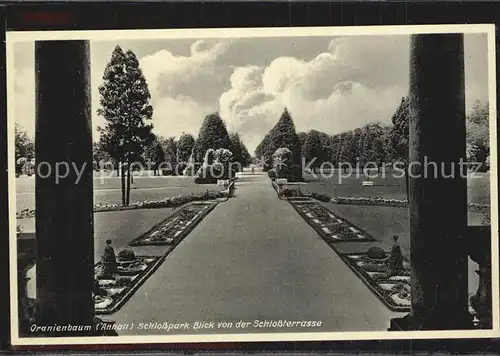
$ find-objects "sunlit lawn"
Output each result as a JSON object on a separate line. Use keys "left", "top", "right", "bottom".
{"left": 302, "top": 169, "right": 490, "bottom": 205}
{"left": 15, "top": 174, "right": 219, "bottom": 212}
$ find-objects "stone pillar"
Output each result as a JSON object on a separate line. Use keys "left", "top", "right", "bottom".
{"left": 390, "top": 34, "right": 472, "bottom": 330}
{"left": 35, "top": 40, "right": 94, "bottom": 335}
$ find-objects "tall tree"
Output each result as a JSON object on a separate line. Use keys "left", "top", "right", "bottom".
{"left": 389, "top": 96, "right": 410, "bottom": 200}
{"left": 176, "top": 133, "right": 196, "bottom": 163}
{"left": 153, "top": 142, "right": 165, "bottom": 175}
{"left": 229, "top": 132, "right": 251, "bottom": 169}
{"left": 15, "top": 123, "right": 34, "bottom": 161}
{"left": 14, "top": 123, "right": 34, "bottom": 175}
{"left": 302, "top": 130, "right": 323, "bottom": 172}
{"left": 268, "top": 107, "right": 301, "bottom": 164}
{"left": 163, "top": 137, "right": 178, "bottom": 174}
{"left": 466, "top": 100, "right": 489, "bottom": 170}
{"left": 255, "top": 132, "right": 273, "bottom": 170}
{"left": 298, "top": 132, "right": 308, "bottom": 159}
{"left": 97, "top": 46, "right": 154, "bottom": 206}
{"left": 194, "top": 113, "right": 231, "bottom": 162}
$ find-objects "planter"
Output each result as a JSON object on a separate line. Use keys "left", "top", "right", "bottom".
{"left": 94, "top": 254, "right": 166, "bottom": 315}
{"left": 288, "top": 200, "right": 376, "bottom": 243}
{"left": 128, "top": 201, "right": 218, "bottom": 246}
{"left": 341, "top": 252, "right": 411, "bottom": 312}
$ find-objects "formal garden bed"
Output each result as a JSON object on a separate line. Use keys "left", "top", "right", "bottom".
{"left": 340, "top": 250, "right": 411, "bottom": 312}
{"left": 270, "top": 182, "right": 490, "bottom": 212}
{"left": 128, "top": 201, "right": 218, "bottom": 246}
{"left": 16, "top": 190, "right": 225, "bottom": 219}
{"left": 288, "top": 199, "right": 376, "bottom": 243}
{"left": 94, "top": 247, "right": 167, "bottom": 315}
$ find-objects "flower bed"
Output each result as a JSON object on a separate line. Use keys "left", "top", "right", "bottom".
{"left": 341, "top": 252, "right": 411, "bottom": 312}
{"left": 331, "top": 196, "right": 490, "bottom": 211}
{"left": 331, "top": 196, "right": 407, "bottom": 207}
{"left": 128, "top": 201, "right": 218, "bottom": 246}
{"left": 288, "top": 200, "right": 376, "bottom": 243}
{"left": 94, "top": 254, "right": 165, "bottom": 315}
{"left": 16, "top": 190, "right": 225, "bottom": 219}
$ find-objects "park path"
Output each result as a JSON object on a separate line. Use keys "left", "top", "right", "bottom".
{"left": 110, "top": 171, "right": 403, "bottom": 335}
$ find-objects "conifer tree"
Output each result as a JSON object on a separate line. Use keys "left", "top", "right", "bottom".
{"left": 97, "top": 46, "right": 154, "bottom": 205}
{"left": 194, "top": 113, "right": 231, "bottom": 162}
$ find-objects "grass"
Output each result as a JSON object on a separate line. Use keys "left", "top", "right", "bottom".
{"left": 17, "top": 208, "right": 177, "bottom": 262}
{"left": 302, "top": 170, "right": 490, "bottom": 205}
{"left": 15, "top": 175, "right": 219, "bottom": 212}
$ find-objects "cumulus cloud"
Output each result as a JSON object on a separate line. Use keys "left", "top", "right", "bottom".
{"left": 219, "top": 36, "right": 412, "bottom": 154}
{"left": 218, "top": 34, "right": 488, "bottom": 154}
{"left": 140, "top": 39, "right": 233, "bottom": 103}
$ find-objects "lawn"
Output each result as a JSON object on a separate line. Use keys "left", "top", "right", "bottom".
{"left": 15, "top": 175, "right": 220, "bottom": 212}
{"left": 23, "top": 207, "right": 177, "bottom": 300}
{"left": 302, "top": 169, "right": 490, "bottom": 205}
{"left": 17, "top": 208, "right": 177, "bottom": 262}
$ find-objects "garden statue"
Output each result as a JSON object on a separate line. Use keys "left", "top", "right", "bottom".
{"left": 387, "top": 235, "right": 404, "bottom": 276}
{"left": 97, "top": 239, "right": 118, "bottom": 279}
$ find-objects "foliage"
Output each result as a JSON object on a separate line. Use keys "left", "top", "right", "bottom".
{"left": 176, "top": 133, "right": 196, "bottom": 163}
{"left": 15, "top": 124, "right": 34, "bottom": 174}
{"left": 202, "top": 149, "right": 216, "bottom": 166}
{"left": 15, "top": 123, "right": 35, "bottom": 160}
{"left": 278, "top": 187, "right": 303, "bottom": 198}
{"left": 466, "top": 100, "right": 489, "bottom": 170}
{"left": 97, "top": 45, "right": 154, "bottom": 205}
{"left": 195, "top": 148, "right": 234, "bottom": 183}
{"left": 389, "top": 96, "right": 410, "bottom": 199}
{"left": 229, "top": 132, "right": 251, "bottom": 169}
{"left": 302, "top": 130, "right": 324, "bottom": 169}
{"left": 117, "top": 249, "right": 136, "bottom": 261}
{"left": 255, "top": 107, "right": 301, "bottom": 170}
{"left": 194, "top": 113, "right": 231, "bottom": 162}
{"left": 272, "top": 147, "right": 293, "bottom": 168}
{"left": 367, "top": 247, "right": 387, "bottom": 260}
{"left": 389, "top": 96, "right": 410, "bottom": 164}
{"left": 162, "top": 137, "right": 178, "bottom": 174}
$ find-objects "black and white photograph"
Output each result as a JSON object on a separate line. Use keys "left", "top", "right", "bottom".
{"left": 7, "top": 24, "right": 499, "bottom": 345}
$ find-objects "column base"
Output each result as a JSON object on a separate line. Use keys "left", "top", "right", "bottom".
{"left": 389, "top": 312, "right": 474, "bottom": 331}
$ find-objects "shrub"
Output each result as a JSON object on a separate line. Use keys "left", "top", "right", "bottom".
{"left": 174, "top": 163, "right": 188, "bottom": 176}
{"left": 268, "top": 168, "right": 277, "bottom": 180}
{"left": 310, "top": 192, "right": 331, "bottom": 202}
{"left": 362, "top": 263, "right": 387, "bottom": 273}
{"left": 279, "top": 187, "right": 303, "bottom": 198}
{"left": 367, "top": 247, "right": 387, "bottom": 260}
{"left": 183, "top": 163, "right": 201, "bottom": 176}
{"left": 117, "top": 249, "right": 136, "bottom": 261}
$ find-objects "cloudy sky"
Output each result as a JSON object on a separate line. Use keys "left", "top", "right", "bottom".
{"left": 12, "top": 34, "right": 488, "bottom": 154}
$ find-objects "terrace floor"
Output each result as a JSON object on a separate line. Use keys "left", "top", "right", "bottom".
{"left": 109, "top": 171, "right": 404, "bottom": 335}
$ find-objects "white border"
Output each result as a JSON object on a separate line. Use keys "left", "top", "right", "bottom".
{"left": 7, "top": 24, "right": 499, "bottom": 346}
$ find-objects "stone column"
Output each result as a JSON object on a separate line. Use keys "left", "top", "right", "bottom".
{"left": 35, "top": 40, "right": 94, "bottom": 335}
{"left": 390, "top": 34, "right": 472, "bottom": 330}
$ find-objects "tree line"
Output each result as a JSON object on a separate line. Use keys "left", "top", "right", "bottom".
{"left": 255, "top": 97, "right": 490, "bottom": 175}
{"left": 94, "top": 45, "right": 252, "bottom": 205}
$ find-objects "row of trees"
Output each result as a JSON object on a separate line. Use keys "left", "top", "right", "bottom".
{"left": 96, "top": 45, "right": 252, "bottom": 205}
{"left": 255, "top": 98, "right": 490, "bottom": 193}
{"left": 14, "top": 123, "right": 35, "bottom": 175}
{"left": 255, "top": 107, "right": 393, "bottom": 173}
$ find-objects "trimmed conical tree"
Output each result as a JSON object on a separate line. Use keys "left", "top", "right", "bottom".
{"left": 268, "top": 107, "right": 301, "bottom": 165}
{"left": 194, "top": 112, "right": 231, "bottom": 162}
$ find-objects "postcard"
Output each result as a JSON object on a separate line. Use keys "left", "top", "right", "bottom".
{"left": 7, "top": 24, "right": 499, "bottom": 346}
